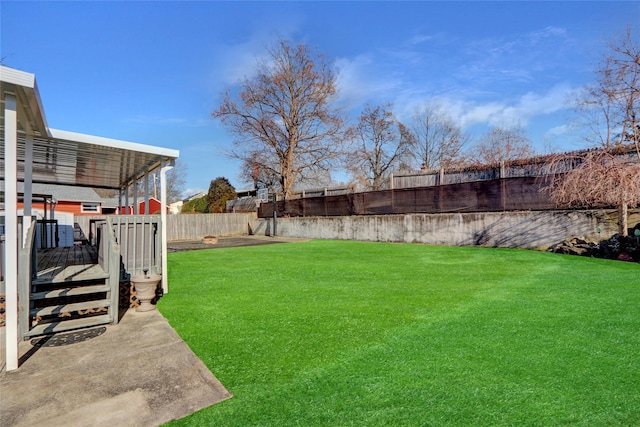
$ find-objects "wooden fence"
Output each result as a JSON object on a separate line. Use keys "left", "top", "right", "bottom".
{"left": 76, "top": 212, "right": 256, "bottom": 242}
{"left": 391, "top": 147, "right": 639, "bottom": 189}
{"left": 164, "top": 213, "right": 256, "bottom": 240}
{"left": 259, "top": 177, "right": 555, "bottom": 218}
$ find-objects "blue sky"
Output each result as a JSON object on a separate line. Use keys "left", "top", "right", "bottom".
{"left": 2, "top": 1, "right": 638, "bottom": 196}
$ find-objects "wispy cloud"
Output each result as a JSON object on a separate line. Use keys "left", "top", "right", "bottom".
{"left": 123, "top": 115, "right": 212, "bottom": 127}
{"left": 209, "top": 21, "right": 579, "bottom": 148}
{"left": 448, "top": 84, "right": 577, "bottom": 128}
{"left": 454, "top": 26, "right": 571, "bottom": 87}
{"left": 208, "top": 15, "right": 303, "bottom": 88}
{"left": 498, "top": 85, "right": 577, "bottom": 123}
{"left": 527, "top": 26, "right": 568, "bottom": 45}
{"left": 393, "top": 84, "right": 578, "bottom": 135}
{"left": 216, "top": 41, "right": 269, "bottom": 86}
{"left": 546, "top": 124, "right": 571, "bottom": 137}
{"left": 334, "top": 54, "right": 403, "bottom": 107}
{"left": 333, "top": 23, "right": 581, "bottom": 143}
{"left": 382, "top": 31, "right": 447, "bottom": 66}
{"left": 408, "top": 33, "right": 438, "bottom": 45}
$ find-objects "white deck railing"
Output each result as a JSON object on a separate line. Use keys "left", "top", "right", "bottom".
{"left": 108, "top": 215, "right": 162, "bottom": 278}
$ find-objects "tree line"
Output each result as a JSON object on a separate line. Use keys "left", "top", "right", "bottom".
{"left": 212, "top": 40, "right": 536, "bottom": 197}
{"left": 211, "top": 27, "right": 639, "bottom": 236}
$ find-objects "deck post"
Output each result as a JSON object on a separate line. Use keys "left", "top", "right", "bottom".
{"left": 133, "top": 178, "right": 139, "bottom": 215}
{"left": 125, "top": 187, "right": 130, "bottom": 215}
{"left": 108, "top": 239, "right": 121, "bottom": 325}
{"left": 4, "top": 93, "right": 19, "bottom": 371}
{"left": 23, "top": 134, "right": 33, "bottom": 245}
{"left": 159, "top": 160, "right": 174, "bottom": 294}
{"left": 144, "top": 172, "right": 150, "bottom": 215}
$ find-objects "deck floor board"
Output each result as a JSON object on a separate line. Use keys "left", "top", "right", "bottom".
{"left": 34, "top": 246, "right": 108, "bottom": 285}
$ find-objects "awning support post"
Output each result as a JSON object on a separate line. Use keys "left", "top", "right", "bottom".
{"left": 4, "top": 93, "right": 19, "bottom": 371}
{"left": 159, "top": 160, "right": 174, "bottom": 293}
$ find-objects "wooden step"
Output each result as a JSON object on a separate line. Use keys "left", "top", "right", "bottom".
{"left": 24, "top": 314, "right": 113, "bottom": 337}
{"left": 30, "top": 299, "right": 111, "bottom": 317}
{"left": 31, "top": 284, "right": 110, "bottom": 300}
{"left": 33, "top": 266, "right": 109, "bottom": 285}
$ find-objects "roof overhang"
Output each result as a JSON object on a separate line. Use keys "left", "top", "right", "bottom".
{"left": 1, "top": 65, "right": 180, "bottom": 189}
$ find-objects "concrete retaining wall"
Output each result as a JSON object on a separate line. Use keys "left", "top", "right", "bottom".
{"left": 251, "top": 210, "right": 638, "bottom": 249}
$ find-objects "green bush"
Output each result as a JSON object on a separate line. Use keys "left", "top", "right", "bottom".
{"left": 181, "top": 195, "right": 208, "bottom": 213}
{"left": 207, "top": 177, "right": 237, "bottom": 213}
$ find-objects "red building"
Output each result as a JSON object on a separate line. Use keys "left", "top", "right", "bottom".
{"left": 118, "top": 197, "right": 165, "bottom": 215}
{"left": 17, "top": 183, "right": 109, "bottom": 216}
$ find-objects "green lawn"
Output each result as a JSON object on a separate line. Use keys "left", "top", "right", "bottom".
{"left": 158, "top": 240, "right": 640, "bottom": 426}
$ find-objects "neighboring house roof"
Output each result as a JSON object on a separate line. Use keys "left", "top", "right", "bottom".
{"left": 226, "top": 196, "right": 260, "bottom": 212}
{"left": 101, "top": 197, "right": 121, "bottom": 209}
{"left": 183, "top": 192, "right": 206, "bottom": 202}
{"left": 16, "top": 182, "right": 103, "bottom": 203}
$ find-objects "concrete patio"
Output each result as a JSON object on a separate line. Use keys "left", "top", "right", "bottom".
{"left": 0, "top": 309, "right": 232, "bottom": 426}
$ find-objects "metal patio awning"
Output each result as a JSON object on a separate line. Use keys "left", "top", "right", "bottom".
{"left": 0, "top": 66, "right": 179, "bottom": 189}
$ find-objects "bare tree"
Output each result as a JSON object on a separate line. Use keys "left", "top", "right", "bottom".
{"left": 544, "top": 150, "right": 640, "bottom": 236}
{"left": 544, "top": 27, "right": 640, "bottom": 236}
{"left": 165, "top": 159, "right": 187, "bottom": 204}
{"left": 407, "top": 103, "right": 467, "bottom": 170}
{"left": 574, "top": 26, "right": 640, "bottom": 156}
{"left": 213, "top": 40, "right": 348, "bottom": 200}
{"left": 120, "top": 159, "right": 187, "bottom": 205}
{"left": 468, "top": 124, "right": 535, "bottom": 165}
{"left": 346, "top": 103, "right": 413, "bottom": 191}
{"left": 240, "top": 151, "right": 280, "bottom": 192}
{"left": 241, "top": 149, "right": 334, "bottom": 194}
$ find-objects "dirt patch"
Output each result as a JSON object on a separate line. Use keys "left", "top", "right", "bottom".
{"left": 167, "top": 236, "right": 308, "bottom": 252}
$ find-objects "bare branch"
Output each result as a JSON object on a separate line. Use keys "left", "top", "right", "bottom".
{"left": 213, "top": 40, "right": 348, "bottom": 200}
{"left": 345, "top": 103, "right": 412, "bottom": 191}
{"left": 407, "top": 102, "right": 468, "bottom": 170}
{"left": 543, "top": 149, "right": 640, "bottom": 236}
{"left": 573, "top": 25, "right": 640, "bottom": 154}
{"left": 468, "top": 124, "right": 535, "bottom": 166}
{"left": 547, "top": 27, "right": 640, "bottom": 236}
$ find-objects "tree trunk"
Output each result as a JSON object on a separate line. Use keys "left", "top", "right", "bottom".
{"left": 619, "top": 201, "right": 628, "bottom": 237}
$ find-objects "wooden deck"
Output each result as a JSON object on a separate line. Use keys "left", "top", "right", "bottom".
{"left": 34, "top": 246, "right": 108, "bottom": 284}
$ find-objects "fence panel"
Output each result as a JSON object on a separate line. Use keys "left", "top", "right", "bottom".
{"left": 165, "top": 213, "right": 256, "bottom": 240}
{"left": 258, "top": 177, "right": 557, "bottom": 218}
{"left": 504, "top": 177, "right": 549, "bottom": 210}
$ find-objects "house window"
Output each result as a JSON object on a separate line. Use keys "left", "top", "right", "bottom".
{"left": 81, "top": 203, "right": 101, "bottom": 213}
